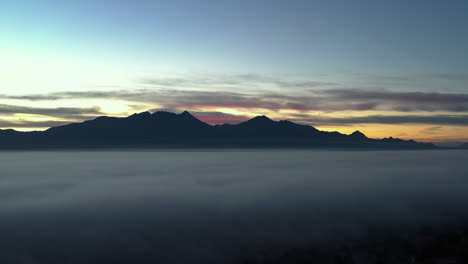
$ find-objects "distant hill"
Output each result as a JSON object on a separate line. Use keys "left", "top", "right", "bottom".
{"left": 0, "top": 111, "right": 436, "bottom": 149}
{"left": 460, "top": 143, "right": 468, "bottom": 149}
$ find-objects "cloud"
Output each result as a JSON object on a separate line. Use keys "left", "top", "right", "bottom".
{"left": 0, "top": 92, "right": 120, "bottom": 102}
{"left": 0, "top": 89, "right": 393, "bottom": 112}
{"left": 293, "top": 115, "right": 468, "bottom": 126}
{"left": 420, "top": 126, "right": 443, "bottom": 135}
{"left": 0, "top": 104, "right": 104, "bottom": 119}
{"left": 322, "top": 89, "right": 468, "bottom": 103}
{"left": 140, "top": 77, "right": 241, "bottom": 87}
{"left": 425, "top": 73, "right": 468, "bottom": 81}
{"left": 155, "top": 89, "right": 468, "bottom": 112}
{"left": 353, "top": 73, "right": 412, "bottom": 82}
{"left": 1, "top": 88, "right": 468, "bottom": 114}
{"left": 273, "top": 80, "right": 336, "bottom": 88}
{"left": 0, "top": 120, "right": 69, "bottom": 128}
{"left": 354, "top": 72, "right": 468, "bottom": 82}
{"left": 318, "top": 89, "right": 468, "bottom": 112}
{"left": 139, "top": 74, "right": 336, "bottom": 89}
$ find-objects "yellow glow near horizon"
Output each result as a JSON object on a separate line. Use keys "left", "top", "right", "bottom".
{"left": 314, "top": 124, "right": 468, "bottom": 142}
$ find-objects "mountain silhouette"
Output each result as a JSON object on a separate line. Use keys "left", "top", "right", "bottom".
{"left": 349, "top": 130, "right": 368, "bottom": 140}
{"left": 0, "top": 110, "right": 435, "bottom": 149}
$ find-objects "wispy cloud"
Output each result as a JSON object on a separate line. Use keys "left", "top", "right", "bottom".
{"left": 2, "top": 88, "right": 468, "bottom": 113}
{"left": 0, "top": 104, "right": 104, "bottom": 119}
{"left": 139, "top": 74, "right": 336, "bottom": 89}
{"left": 1, "top": 87, "right": 468, "bottom": 132}
{"left": 291, "top": 115, "right": 468, "bottom": 126}
{"left": 320, "top": 89, "right": 468, "bottom": 112}
{"left": 0, "top": 120, "right": 69, "bottom": 128}
{"left": 425, "top": 73, "right": 468, "bottom": 81}
{"left": 420, "top": 126, "right": 443, "bottom": 135}
{"left": 353, "top": 72, "right": 468, "bottom": 83}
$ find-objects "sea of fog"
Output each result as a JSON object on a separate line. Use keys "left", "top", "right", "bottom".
{"left": 0, "top": 150, "right": 467, "bottom": 263}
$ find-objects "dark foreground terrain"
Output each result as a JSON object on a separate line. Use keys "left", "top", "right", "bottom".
{"left": 241, "top": 225, "right": 468, "bottom": 264}
{"left": 1, "top": 150, "right": 467, "bottom": 263}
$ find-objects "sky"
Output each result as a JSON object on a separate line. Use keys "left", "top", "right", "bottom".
{"left": 1, "top": 0, "right": 468, "bottom": 143}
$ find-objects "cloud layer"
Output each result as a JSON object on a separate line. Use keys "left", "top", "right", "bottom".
{"left": 0, "top": 104, "right": 103, "bottom": 118}
{"left": 1, "top": 86, "right": 468, "bottom": 137}
{"left": 290, "top": 114, "right": 468, "bottom": 126}
{"left": 2, "top": 88, "right": 468, "bottom": 113}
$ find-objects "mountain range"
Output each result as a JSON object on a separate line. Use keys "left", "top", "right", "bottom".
{"left": 0, "top": 111, "right": 436, "bottom": 149}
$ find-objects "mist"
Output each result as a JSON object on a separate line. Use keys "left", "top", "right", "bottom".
{"left": 0, "top": 150, "right": 467, "bottom": 263}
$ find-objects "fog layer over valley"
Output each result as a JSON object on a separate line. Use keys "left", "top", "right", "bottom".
{"left": 0, "top": 150, "right": 467, "bottom": 263}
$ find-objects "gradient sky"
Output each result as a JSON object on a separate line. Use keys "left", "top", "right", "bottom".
{"left": 1, "top": 0, "right": 468, "bottom": 143}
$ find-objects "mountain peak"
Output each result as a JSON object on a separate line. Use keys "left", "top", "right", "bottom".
{"left": 350, "top": 130, "right": 368, "bottom": 139}
{"left": 179, "top": 110, "right": 194, "bottom": 117}
{"left": 129, "top": 111, "right": 151, "bottom": 119}
{"left": 249, "top": 115, "right": 273, "bottom": 123}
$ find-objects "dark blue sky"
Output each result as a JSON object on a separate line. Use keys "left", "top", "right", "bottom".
{"left": 2, "top": 0, "right": 467, "bottom": 81}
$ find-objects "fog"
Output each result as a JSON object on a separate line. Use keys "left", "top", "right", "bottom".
{"left": 0, "top": 150, "right": 467, "bottom": 263}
